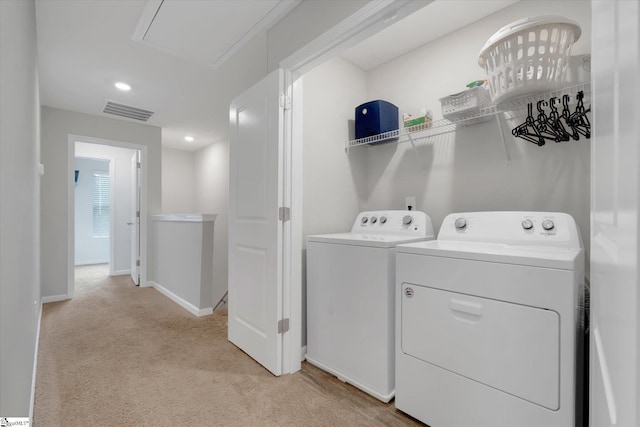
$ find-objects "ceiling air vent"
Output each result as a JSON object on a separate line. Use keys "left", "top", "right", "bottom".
{"left": 102, "top": 100, "right": 154, "bottom": 122}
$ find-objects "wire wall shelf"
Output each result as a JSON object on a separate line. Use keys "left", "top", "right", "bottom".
{"left": 345, "top": 82, "right": 591, "bottom": 153}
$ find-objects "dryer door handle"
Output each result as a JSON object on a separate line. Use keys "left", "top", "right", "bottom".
{"left": 449, "top": 298, "right": 483, "bottom": 320}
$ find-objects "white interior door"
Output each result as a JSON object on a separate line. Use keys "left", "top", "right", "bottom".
{"left": 129, "top": 151, "right": 140, "bottom": 285}
{"left": 590, "top": 1, "right": 640, "bottom": 426}
{"left": 228, "top": 69, "right": 285, "bottom": 376}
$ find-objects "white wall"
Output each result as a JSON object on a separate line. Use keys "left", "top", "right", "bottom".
{"left": 74, "top": 157, "right": 110, "bottom": 265}
{"left": 0, "top": 0, "right": 41, "bottom": 417}
{"left": 302, "top": 57, "right": 369, "bottom": 237}
{"left": 150, "top": 216, "right": 215, "bottom": 315}
{"left": 75, "top": 142, "right": 137, "bottom": 274}
{"left": 162, "top": 147, "right": 195, "bottom": 214}
{"left": 41, "top": 107, "right": 161, "bottom": 298}
{"left": 194, "top": 141, "right": 228, "bottom": 308}
{"left": 362, "top": 0, "right": 592, "bottom": 267}
{"left": 301, "top": 57, "right": 369, "bottom": 344}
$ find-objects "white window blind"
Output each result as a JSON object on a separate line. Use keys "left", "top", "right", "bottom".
{"left": 92, "top": 170, "right": 110, "bottom": 238}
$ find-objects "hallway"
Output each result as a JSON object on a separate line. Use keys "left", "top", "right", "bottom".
{"left": 33, "top": 265, "right": 420, "bottom": 426}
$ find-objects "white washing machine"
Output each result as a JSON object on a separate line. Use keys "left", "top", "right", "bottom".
{"left": 306, "top": 210, "right": 435, "bottom": 402}
{"left": 395, "top": 211, "right": 585, "bottom": 427}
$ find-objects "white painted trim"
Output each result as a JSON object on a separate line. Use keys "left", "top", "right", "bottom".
{"left": 75, "top": 259, "right": 110, "bottom": 266}
{"left": 68, "top": 134, "right": 149, "bottom": 299}
{"left": 149, "top": 281, "right": 213, "bottom": 317}
{"left": 300, "top": 345, "right": 307, "bottom": 362}
{"left": 151, "top": 214, "right": 217, "bottom": 223}
{"left": 108, "top": 156, "right": 116, "bottom": 275}
{"left": 131, "top": 0, "right": 163, "bottom": 41}
{"left": 280, "top": 70, "right": 303, "bottom": 375}
{"left": 41, "top": 294, "right": 70, "bottom": 304}
{"left": 67, "top": 138, "right": 75, "bottom": 299}
{"left": 29, "top": 302, "right": 43, "bottom": 423}
{"left": 111, "top": 269, "right": 131, "bottom": 276}
{"left": 291, "top": 74, "right": 304, "bottom": 370}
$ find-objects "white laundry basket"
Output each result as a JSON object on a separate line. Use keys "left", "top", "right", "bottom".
{"left": 478, "top": 16, "right": 581, "bottom": 104}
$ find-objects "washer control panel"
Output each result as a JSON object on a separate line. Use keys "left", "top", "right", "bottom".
{"left": 439, "top": 211, "right": 582, "bottom": 249}
{"left": 352, "top": 210, "right": 435, "bottom": 237}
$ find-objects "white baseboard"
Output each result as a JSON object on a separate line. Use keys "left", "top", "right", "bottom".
{"left": 74, "top": 259, "right": 108, "bottom": 266}
{"left": 41, "top": 294, "right": 70, "bottom": 303}
{"left": 111, "top": 269, "right": 131, "bottom": 276}
{"left": 149, "top": 281, "right": 213, "bottom": 317}
{"left": 301, "top": 345, "right": 307, "bottom": 362}
{"left": 30, "top": 302, "right": 43, "bottom": 422}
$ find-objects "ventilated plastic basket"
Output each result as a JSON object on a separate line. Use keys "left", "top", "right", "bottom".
{"left": 478, "top": 16, "right": 581, "bottom": 104}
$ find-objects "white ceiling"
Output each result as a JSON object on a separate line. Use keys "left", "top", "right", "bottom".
{"left": 134, "top": 0, "right": 300, "bottom": 69}
{"left": 341, "top": 0, "right": 519, "bottom": 70}
{"left": 35, "top": 0, "right": 296, "bottom": 152}
{"left": 35, "top": 0, "right": 517, "bottom": 152}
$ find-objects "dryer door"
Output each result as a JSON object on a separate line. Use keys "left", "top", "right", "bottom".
{"left": 400, "top": 284, "right": 560, "bottom": 410}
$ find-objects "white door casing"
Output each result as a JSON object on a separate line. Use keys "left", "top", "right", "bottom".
{"left": 590, "top": 1, "right": 640, "bottom": 426}
{"left": 67, "top": 135, "right": 148, "bottom": 298}
{"left": 228, "top": 69, "right": 285, "bottom": 376}
{"left": 130, "top": 151, "right": 140, "bottom": 285}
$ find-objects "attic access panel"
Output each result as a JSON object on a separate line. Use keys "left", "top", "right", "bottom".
{"left": 133, "top": 0, "right": 300, "bottom": 69}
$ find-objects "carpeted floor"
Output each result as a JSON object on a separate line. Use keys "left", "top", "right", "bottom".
{"left": 33, "top": 264, "right": 423, "bottom": 426}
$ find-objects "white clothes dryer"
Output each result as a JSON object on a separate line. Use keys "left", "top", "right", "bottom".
{"left": 395, "top": 211, "right": 585, "bottom": 427}
{"left": 306, "top": 210, "right": 435, "bottom": 402}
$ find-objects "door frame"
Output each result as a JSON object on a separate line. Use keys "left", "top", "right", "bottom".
{"left": 278, "top": 0, "right": 433, "bottom": 371}
{"left": 130, "top": 150, "right": 141, "bottom": 285}
{"left": 67, "top": 134, "right": 148, "bottom": 298}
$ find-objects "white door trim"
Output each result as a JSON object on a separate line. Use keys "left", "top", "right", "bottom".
{"left": 67, "top": 134, "right": 148, "bottom": 298}
{"left": 590, "top": 1, "right": 640, "bottom": 425}
{"left": 280, "top": 69, "right": 301, "bottom": 373}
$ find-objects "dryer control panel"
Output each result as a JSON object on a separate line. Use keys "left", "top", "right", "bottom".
{"left": 439, "top": 211, "right": 582, "bottom": 249}
{"left": 353, "top": 210, "right": 435, "bottom": 237}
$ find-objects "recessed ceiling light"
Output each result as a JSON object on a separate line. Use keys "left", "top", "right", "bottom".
{"left": 115, "top": 82, "right": 131, "bottom": 91}
{"left": 184, "top": 136, "right": 194, "bottom": 142}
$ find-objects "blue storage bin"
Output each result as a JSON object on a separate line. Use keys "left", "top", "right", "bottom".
{"left": 355, "top": 100, "right": 399, "bottom": 142}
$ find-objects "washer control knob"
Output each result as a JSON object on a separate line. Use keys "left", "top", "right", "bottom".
{"left": 542, "top": 220, "right": 555, "bottom": 231}
{"left": 403, "top": 215, "right": 413, "bottom": 226}
{"left": 370, "top": 216, "right": 378, "bottom": 224}
{"left": 361, "top": 216, "right": 368, "bottom": 225}
{"left": 380, "top": 216, "right": 387, "bottom": 224}
{"left": 455, "top": 217, "right": 467, "bottom": 229}
{"left": 521, "top": 219, "right": 534, "bottom": 230}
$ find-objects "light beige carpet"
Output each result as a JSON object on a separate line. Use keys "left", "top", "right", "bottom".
{"left": 33, "top": 264, "right": 422, "bottom": 426}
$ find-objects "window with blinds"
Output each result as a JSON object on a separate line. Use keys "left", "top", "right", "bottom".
{"left": 92, "top": 170, "right": 110, "bottom": 238}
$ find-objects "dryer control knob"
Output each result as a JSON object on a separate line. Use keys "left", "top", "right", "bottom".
{"left": 361, "top": 217, "right": 368, "bottom": 224}
{"left": 370, "top": 216, "right": 378, "bottom": 224}
{"left": 403, "top": 215, "right": 413, "bottom": 226}
{"left": 455, "top": 217, "right": 467, "bottom": 229}
{"left": 380, "top": 216, "right": 387, "bottom": 224}
{"left": 522, "top": 219, "right": 534, "bottom": 230}
{"left": 542, "top": 220, "right": 555, "bottom": 230}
